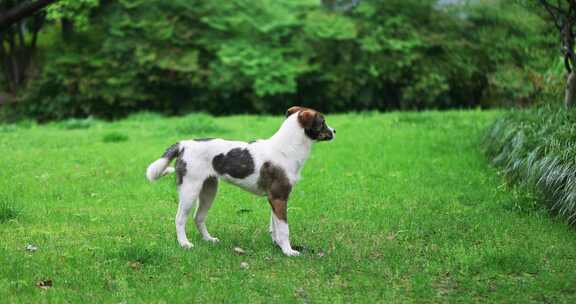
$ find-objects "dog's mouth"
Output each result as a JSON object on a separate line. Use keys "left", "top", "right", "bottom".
{"left": 317, "top": 133, "right": 334, "bottom": 141}
{"left": 317, "top": 128, "right": 335, "bottom": 141}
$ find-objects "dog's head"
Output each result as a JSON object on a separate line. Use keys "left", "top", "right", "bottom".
{"left": 286, "top": 106, "right": 335, "bottom": 141}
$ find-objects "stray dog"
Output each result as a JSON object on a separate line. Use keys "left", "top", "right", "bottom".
{"left": 146, "top": 106, "right": 335, "bottom": 256}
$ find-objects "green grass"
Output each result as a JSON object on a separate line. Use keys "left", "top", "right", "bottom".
{"left": 1, "top": 110, "right": 576, "bottom": 303}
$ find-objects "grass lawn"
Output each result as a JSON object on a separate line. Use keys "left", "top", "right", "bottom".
{"left": 1, "top": 110, "right": 576, "bottom": 303}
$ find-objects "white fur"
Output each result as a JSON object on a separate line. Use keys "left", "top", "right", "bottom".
{"left": 146, "top": 158, "right": 170, "bottom": 181}
{"left": 147, "top": 113, "right": 333, "bottom": 256}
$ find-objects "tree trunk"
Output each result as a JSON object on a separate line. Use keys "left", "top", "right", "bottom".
{"left": 565, "top": 72, "right": 576, "bottom": 108}
{"left": 61, "top": 18, "right": 74, "bottom": 42}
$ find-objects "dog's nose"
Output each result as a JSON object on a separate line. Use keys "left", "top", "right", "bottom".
{"left": 333, "top": 129, "right": 336, "bottom": 134}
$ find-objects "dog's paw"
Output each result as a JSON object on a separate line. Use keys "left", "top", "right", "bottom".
{"left": 179, "top": 240, "right": 194, "bottom": 249}
{"left": 282, "top": 248, "right": 300, "bottom": 257}
{"left": 203, "top": 236, "right": 220, "bottom": 243}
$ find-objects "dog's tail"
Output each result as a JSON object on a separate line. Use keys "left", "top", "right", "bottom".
{"left": 146, "top": 142, "right": 181, "bottom": 182}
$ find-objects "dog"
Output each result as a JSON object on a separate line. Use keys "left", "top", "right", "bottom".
{"left": 146, "top": 106, "right": 335, "bottom": 256}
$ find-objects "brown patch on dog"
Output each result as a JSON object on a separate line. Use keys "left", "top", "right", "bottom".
{"left": 258, "top": 161, "right": 292, "bottom": 221}
{"left": 298, "top": 110, "right": 317, "bottom": 129}
{"left": 285, "top": 106, "right": 317, "bottom": 129}
{"left": 258, "top": 162, "right": 291, "bottom": 200}
{"left": 286, "top": 106, "right": 307, "bottom": 117}
{"left": 268, "top": 198, "right": 287, "bottom": 222}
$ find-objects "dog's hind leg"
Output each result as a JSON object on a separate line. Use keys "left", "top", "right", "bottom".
{"left": 195, "top": 176, "right": 219, "bottom": 243}
{"left": 176, "top": 181, "right": 202, "bottom": 249}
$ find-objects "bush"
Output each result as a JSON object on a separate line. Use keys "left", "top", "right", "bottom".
{"left": 102, "top": 132, "right": 129, "bottom": 143}
{"left": 174, "top": 113, "right": 227, "bottom": 135}
{"left": 57, "top": 117, "right": 96, "bottom": 130}
{"left": 483, "top": 106, "right": 576, "bottom": 223}
{"left": 0, "top": 197, "right": 21, "bottom": 223}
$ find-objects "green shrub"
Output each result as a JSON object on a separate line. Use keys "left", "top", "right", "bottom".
{"left": 0, "top": 125, "right": 18, "bottom": 133}
{"left": 0, "top": 198, "right": 21, "bottom": 223}
{"left": 57, "top": 117, "right": 96, "bottom": 130}
{"left": 124, "top": 112, "right": 165, "bottom": 122}
{"left": 174, "top": 113, "right": 227, "bottom": 135}
{"left": 102, "top": 132, "right": 129, "bottom": 143}
{"left": 483, "top": 106, "right": 576, "bottom": 223}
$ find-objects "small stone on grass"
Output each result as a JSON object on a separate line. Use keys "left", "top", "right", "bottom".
{"left": 233, "top": 246, "right": 246, "bottom": 255}
{"left": 127, "top": 261, "right": 141, "bottom": 270}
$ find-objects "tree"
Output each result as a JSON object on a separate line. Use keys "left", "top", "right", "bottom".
{"left": 0, "top": 0, "right": 59, "bottom": 95}
{"left": 16, "top": 0, "right": 552, "bottom": 120}
{"left": 0, "top": 0, "right": 57, "bottom": 94}
{"left": 1, "top": 0, "right": 97, "bottom": 95}
{"left": 538, "top": 0, "right": 576, "bottom": 108}
{"left": 0, "top": 0, "right": 57, "bottom": 29}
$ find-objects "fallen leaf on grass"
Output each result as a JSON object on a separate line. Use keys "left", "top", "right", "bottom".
{"left": 294, "top": 287, "right": 309, "bottom": 303}
{"left": 386, "top": 233, "right": 396, "bottom": 241}
{"left": 233, "top": 247, "right": 246, "bottom": 255}
{"left": 127, "top": 261, "right": 141, "bottom": 270}
{"left": 26, "top": 244, "right": 38, "bottom": 252}
{"left": 240, "top": 262, "right": 249, "bottom": 269}
{"left": 36, "top": 280, "right": 52, "bottom": 290}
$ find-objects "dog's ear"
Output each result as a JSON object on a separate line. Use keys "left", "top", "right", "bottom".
{"left": 286, "top": 106, "right": 304, "bottom": 118}
{"left": 297, "top": 109, "right": 317, "bottom": 129}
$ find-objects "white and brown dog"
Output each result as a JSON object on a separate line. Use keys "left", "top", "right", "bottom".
{"left": 146, "top": 106, "right": 335, "bottom": 256}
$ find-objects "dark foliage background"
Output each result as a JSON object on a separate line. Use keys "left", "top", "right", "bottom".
{"left": 0, "top": 0, "right": 562, "bottom": 120}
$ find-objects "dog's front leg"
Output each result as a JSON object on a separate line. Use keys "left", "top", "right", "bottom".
{"left": 269, "top": 211, "right": 278, "bottom": 244}
{"left": 268, "top": 198, "right": 299, "bottom": 256}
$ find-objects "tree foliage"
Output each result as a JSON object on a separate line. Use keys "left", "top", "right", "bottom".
{"left": 4, "top": 0, "right": 557, "bottom": 120}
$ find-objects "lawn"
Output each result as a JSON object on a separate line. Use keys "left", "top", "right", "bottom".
{"left": 1, "top": 110, "right": 575, "bottom": 303}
